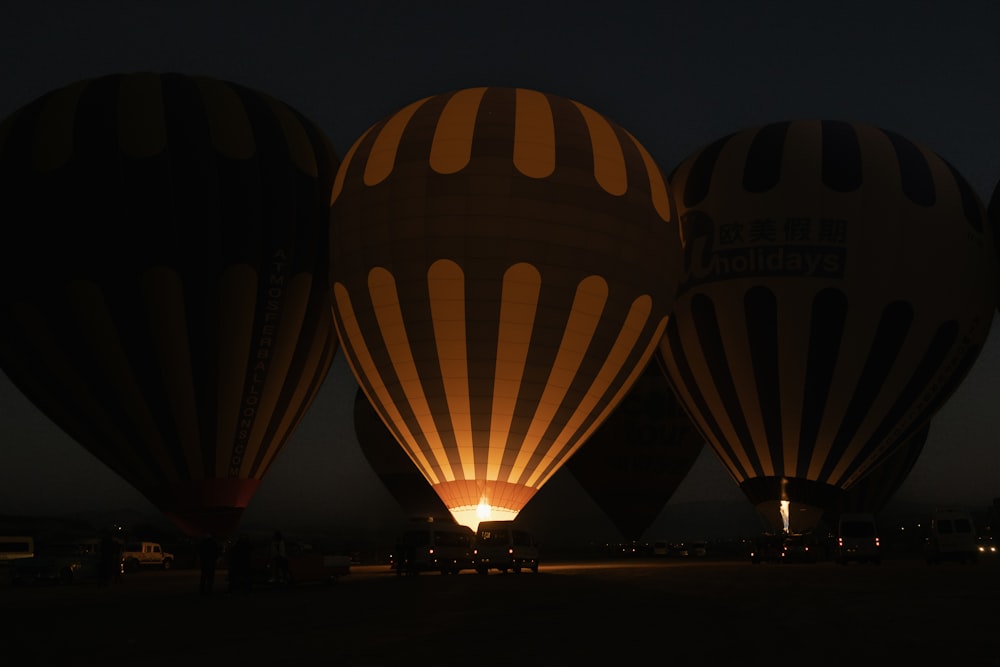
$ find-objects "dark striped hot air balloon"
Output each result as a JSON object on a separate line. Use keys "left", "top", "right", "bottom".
{"left": 564, "top": 350, "right": 705, "bottom": 542}
{"left": 660, "top": 120, "right": 997, "bottom": 535}
{"left": 0, "top": 73, "right": 339, "bottom": 538}
{"left": 823, "top": 421, "right": 930, "bottom": 530}
{"left": 352, "top": 387, "right": 452, "bottom": 520}
{"left": 329, "top": 87, "right": 681, "bottom": 529}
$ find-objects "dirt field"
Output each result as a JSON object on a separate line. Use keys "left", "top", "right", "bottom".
{"left": 3, "top": 556, "right": 998, "bottom": 666}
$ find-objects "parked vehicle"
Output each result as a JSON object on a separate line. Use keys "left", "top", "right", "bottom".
{"left": 750, "top": 533, "right": 783, "bottom": 564}
{"left": 0, "top": 535, "right": 35, "bottom": 564}
{"left": 681, "top": 540, "right": 708, "bottom": 557}
{"left": 977, "top": 536, "right": 997, "bottom": 558}
{"left": 9, "top": 541, "right": 102, "bottom": 585}
{"left": 780, "top": 533, "right": 818, "bottom": 563}
{"left": 836, "top": 513, "right": 881, "bottom": 565}
{"left": 392, "top": 519, "right": 476, "bottom": 575}
{"left": 247, "top": 538, "right": 351, "bottom": 585}
{"left": 924, "top": 508, "right": 978, "bottom": 564}
{"left": 121, "top": 541, "right": 175, "bottom": 571}
{"left": 474, "top": 520, "right": 539, "bottom": 574}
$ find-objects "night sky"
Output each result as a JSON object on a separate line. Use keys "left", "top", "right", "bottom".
{"left": 2, "top": 1, "right": 998, "bottom": 539}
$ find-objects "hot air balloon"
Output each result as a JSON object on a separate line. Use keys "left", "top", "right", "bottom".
{"left": 329, "top": 87, "right": 681, "bottom": 529}
{"left": 353, "top": 387, "right": 451, "bottom": 520}
{"left": 823, "top": 421, "right": 929, "bottom": 529}
{"left": 564, "top": 350, "right": 704, "bottom": 542}
{"left": 660, "top": 120, "right": 997, "bottom": 535}
{"left": 0, "top": 72, "right": 339, "bottom": 538}
{"left": 988, "top": 180, "right": 1000, "bottom": 302}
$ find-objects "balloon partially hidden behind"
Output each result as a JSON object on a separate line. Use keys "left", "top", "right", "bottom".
{"left": 565, "top": 350, "right": 705, "bottom": 542}
{"left": 822, "top": 421, "right": 930, "bottom": 529}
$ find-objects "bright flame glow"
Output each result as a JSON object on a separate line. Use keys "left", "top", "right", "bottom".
{"left": 780, "top": 500, "right": 790, "bottom": 533}
{"left": 450, "top": 504, "right": 519, "bottom": 531}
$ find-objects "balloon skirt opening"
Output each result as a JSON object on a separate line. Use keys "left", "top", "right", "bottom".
{"left": 153, "top": 479, "right": 261, "bottom": 538}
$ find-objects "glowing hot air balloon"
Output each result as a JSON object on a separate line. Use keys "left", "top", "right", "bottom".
{"left": 0, "top": 73, "right": 339, "bottom": 537}
{"left": 330, "top": 87, "right": 681, "bottom": 529}
{"left": 661, "top": 120, "right": 997, "bottom": 535}
{"left": 564, "top": 350, "right": 705, "bottom": 542}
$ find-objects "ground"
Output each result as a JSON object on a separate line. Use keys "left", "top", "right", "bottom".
{"left": 2, "top": 555, "right": 997, "bottom": 665}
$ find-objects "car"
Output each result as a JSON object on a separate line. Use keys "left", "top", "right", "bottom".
{"left": 976, "top": 536, "right": 997, "bottom": 557}
{"left": 836, "top": 513, "right": 881, "bottom": 565}
{"left": 686, "top": 541, "right": 708, "bottom": 557}
{"left": 780, "top": 533, "right": 817, "bottom": 563}
{"left": 750, "top": 533, "right": 783, "bottom": 564}
{"left": 246, "top": 538, "right": 351, "bottom": 586}
{"left": 8, "top": 542, "right": 107, "bottom": 585}
{"left": 121, "top": 541, "right": 175, "bottom": 571}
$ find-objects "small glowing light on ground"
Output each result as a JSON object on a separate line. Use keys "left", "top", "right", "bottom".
{"left": 780, "top": 500, "right": 790, "bottom": 533}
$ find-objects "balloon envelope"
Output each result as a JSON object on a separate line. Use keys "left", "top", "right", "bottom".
{"left": 330, "top": 87, "right": 681, "bottom": 529}
{"left": 0, "top": 73, "right": 339, "bottom": 537}
{"left": 565, "top": 351, "right": 705, "bottom": 541}
{"left": 352, "top": 387, "right": 452, "bottom": 520}
{"left": 660, "top": 120, "right": 996, "bottom": 534}
{"left": 822, "top": 421, "right": 929, "bottom": 529}
{"left": 988, "top": 180, "right": 1000, "bottom": 305}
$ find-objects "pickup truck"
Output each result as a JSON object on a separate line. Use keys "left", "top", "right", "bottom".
{"left": 121, "top": 541, "right": 175, "bottom": 571}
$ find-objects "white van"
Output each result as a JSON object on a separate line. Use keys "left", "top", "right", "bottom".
{"left": 392, "top": 519, "right": 476, "bottom": 575}
{"left": 835, "top": 513, "right": 881, "bottom": 565}
{"left": 924, "top": 508, "right": 978, "bottom": 564}
{"left": 474, "top": 521, "right": 539, "bottom": 574}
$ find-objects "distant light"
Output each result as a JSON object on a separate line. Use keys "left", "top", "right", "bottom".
{"left": 477, "top": 502, "right": 492, "bottom": 521}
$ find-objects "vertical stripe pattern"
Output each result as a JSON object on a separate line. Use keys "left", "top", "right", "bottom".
{"left": 826, "top": 422, "right": 930, "bottom": 523}
{"left": 0, "top": 73, "right": 340, "bottom": 537}
{"left": 330, "top": 87, "right": 681, "bottom": 527}
{"left": 661, "top": 120, "right": 996, "bottom": 524}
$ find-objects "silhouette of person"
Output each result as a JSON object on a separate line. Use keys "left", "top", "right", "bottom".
{"left": 199, "top": 533, "right": 220, "bottom": 596}
{"left": 269, "top": 530, "right": 292, "bottom": 584}
{"left": 228, "top": 533, "right": 253, "bottom": 593}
